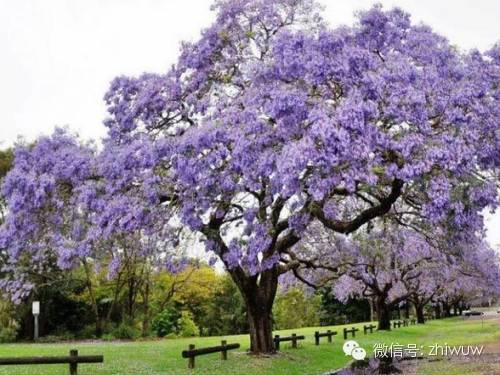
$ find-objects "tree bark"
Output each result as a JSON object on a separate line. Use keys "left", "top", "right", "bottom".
{"left": 230, "top": 267, "right": 278, "bottom": 354}
{"left": 81, "top": 260, "right": 102, "bottom": 336}
{"left": 404, "top": 302, "right": 410, "bottom": 319}
{"left": 142, "top": 276, "right": 151, "bottom": 336}
{"left": 369, "top": 297, "right": 375, "bottom": 322}
{"left": 415, "top": 304, "right": 425, "bottom": 324}
{"left": 442, "top": 302, "right": 451, "bottom": 317}
{"left": 376, "top": 295, "right": 391, "bottom": 330}
{"left": 434, "top": 303, "right": 442, "bottom": 319}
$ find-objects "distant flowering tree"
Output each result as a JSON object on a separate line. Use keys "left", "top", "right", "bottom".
{"left": 293, "top": 222, "right": 500, "bottom": 327}
{"left": 292, "top": 223, "right": 446, "bottom": 329}
{"left": 405, "top": 264, "right": 446, "bottom": 323}
{"left": 0, "top": 131, "right": 98, "bottom": 305}
{"left": 430, "top": 238, "right": 500, "bottom": 317}
{"left": 0, "top": 130, "right": 186, "bottom": 334}
{"left": 1, "top": 0, "right": 499, "bottom": 353}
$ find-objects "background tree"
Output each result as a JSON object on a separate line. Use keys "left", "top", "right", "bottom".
{"left": 317, "top": 289, "right": 371, "bottom": 326}
{"left": 0, "top": 148, "right": 12, "bottom": 225}
{"left": 273, "top": 286, "right": 321, "bottom": 330}
{"left": 202, "top": 274, "right": 248, "bottom": 336}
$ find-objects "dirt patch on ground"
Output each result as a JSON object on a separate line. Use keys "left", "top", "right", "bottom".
{"left": 411, "top": 340, "right": 500, "bottom": 375}
{"left": 326, "top": 340, "right": 500, "bottom": 374}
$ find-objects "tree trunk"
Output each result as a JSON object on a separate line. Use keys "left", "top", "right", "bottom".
{"left": 415, "top": 304, "right": 425, "bottom": 324}
{"left": 434, "top": 304, "right": 441, "bottom": 319}
{"left": 142, "top": 278, "right": 151, "bottom": 336}
{"left": 404, "top": 302, "right": 410, "bottom": 319}
{"left": 81, "top": 260, "right": 102, "bottom": 337}
{"left": 442, "top": 302, "right": 451, "bottom": 318}
{"left": 369, "top": 297, "right": 375, "bottom": 322}
{"left": 458, "top": 304, "right": 464, "bottom": 316}
{"left": 230, "top": 267, "right": 278, "bottom": 354}
{"left": 127, "top": 275, "right": 136, "bottom": 321}
{"left": 376, "top": 295, "right": 391, "bottom": 330}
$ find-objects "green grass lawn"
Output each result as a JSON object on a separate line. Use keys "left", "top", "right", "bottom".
{"left": 0, "top": 317, "right": 499, "bottom": 375}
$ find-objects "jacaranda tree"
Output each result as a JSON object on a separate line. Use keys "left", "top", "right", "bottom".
{"left": 0, "top": 131, "right": 186, "bottom": 335}
{"left": 1, "top": 0, "right": 499, "bottom": 353}
{"left": 288, "top": 221, "right": 500, "bottom": 327}
{"left": 291, "top": 223, "right": 443, "bottom": 329}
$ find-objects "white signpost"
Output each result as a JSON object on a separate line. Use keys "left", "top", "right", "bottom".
{"left": 32, "top": 301, "right": 40, "bottom": 340}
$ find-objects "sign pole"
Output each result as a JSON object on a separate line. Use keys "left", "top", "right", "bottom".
{"left": 32, "top": 301, "right": 40, "bottom": 341}
{"left": 34, "top": 314, "right": 39, "bottom": 340}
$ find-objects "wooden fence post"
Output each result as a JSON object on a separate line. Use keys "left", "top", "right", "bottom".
{"left": 69, "top": 350, "right": 78, "bottom": 375}
{"left": 327, "top": 330, "right": 332, "bottom": 343}
{"left": 221, "top": 340, "right": 227, "bottom": 360}
{"left": 188, "top": 344, "right": 195, "bottom": 369}
{"left": 314, "top": 331, "right": 319, "bottom": 345}
{"left": 292, "top": 334, "right": 297, "bottom": 348}
{"left": 274, "top": 335, "right": 280, "bottom": 351}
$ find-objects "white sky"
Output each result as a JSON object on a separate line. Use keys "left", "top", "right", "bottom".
{"left": 0, "top": 0, "right": 498, "bottom": 248}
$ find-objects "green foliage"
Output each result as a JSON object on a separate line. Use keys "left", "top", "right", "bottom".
{"left": 0, "top": 148, "right": 13, "bottom": 224}
{"left": 177, "top": 311, "right": 199, "bottom": 337}
{"left": 318, "top": 288, "right": 371, "bottom": 325}
{"left": 0, "top": 326, "right": 17, "bottom": 343}
{"left": 17, "top": 278, "right": 93, "bottom": 339}
{"left": 37, "top": 333, "right": 76, "bottom": 343}
{"left": 201, "top": 274, "right": 248, "bottom": 336}
{"left": 101, "top": 333, "right": 116, "bottom": 341}
{"left": 152, "top": 304, "right": 182, "bottom": 337}
{"left": 0, "top": 148, "right": 13, "bottom": 179}
{"left": 0, "top": 298, "right": 16, "bottom": 330}
{"left": 159, "top": 265, "right": 221, "bottom": 333}
{"left": 273, "top": 287, "right": 321, "bottom": 330}
{"left": 77, "top": 324, "right": 99, "bottom": 339}
{"left": 111, "top": 322, "right": 140, "bottom": 340}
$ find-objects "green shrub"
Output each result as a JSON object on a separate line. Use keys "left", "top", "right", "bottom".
{"left": 101, "top": 333, "right": 115, "bottom": 341}
{"left": 152, "top": 305, "right": 181, "bottom": 337}
{"left": 273, "top": 287, "right": 321, "bottom": 330}
{"left": 77, "top": 324, "right": 98, "bottom": 339}
{"left": 37, "top": 335, "right": 64, "bottom": 343}
{"left": 111, "top": 323, "right": 140, "bottom": 340}
{"left": 52, "top": 328, "right": 76, "bottom": 341}
{"left": 0, "top": 327, "right": 16, "bottom": 343}
{"left": 178, "top": 311, "right": 200, "bottom": 337}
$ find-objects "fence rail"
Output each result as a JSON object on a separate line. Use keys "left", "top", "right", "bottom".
{"left": 0, "top": 350, "right": 103, "bottom": 375}
{"left": 343, "top": 327, "right": 359, "bottom": 340}
{"left": 363, "top": 324, "right": 377, "bottom": 334}
{"left": 274, "top": 334, "right": 305, "bottom": 350}
{"left": 393, "top": 320, "right": 403, "bottom": 328}
{"left": 182, "top": 341, "right": 239, "bottom": 369}
{"left": 314, "top": 330, "right": 337, "bottom": 345}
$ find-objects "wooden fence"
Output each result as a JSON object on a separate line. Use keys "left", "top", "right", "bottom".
{"left": 0, "top": 349, "right": 103, "bottom": 375}
{"left": 343, "top": 327, "right": 359, "bottom": 340}
{"left": 181, "top": 341, "right": 240, "bottom": 369}
{"left": 363, "top": 324, "right": 377, "bottom": 334}
{"left": 314, "top": 330, "right": 337, "bottom": 345}
{"left": 273, "top": 334, "right": 305, "bottom": 350}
